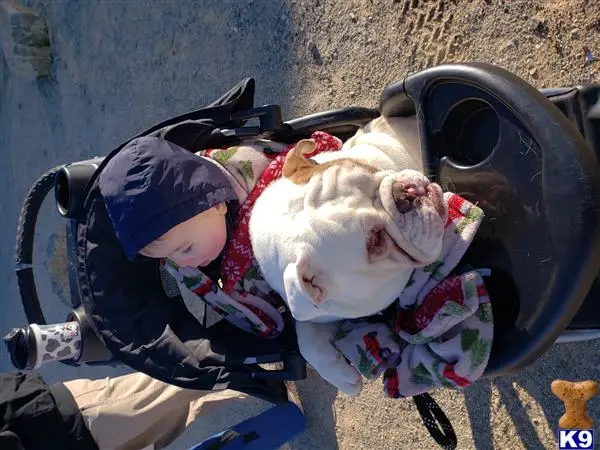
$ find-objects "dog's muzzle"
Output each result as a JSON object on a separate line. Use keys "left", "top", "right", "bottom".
{"left": 380, "top": 172, "right": 445, "bottom": 218}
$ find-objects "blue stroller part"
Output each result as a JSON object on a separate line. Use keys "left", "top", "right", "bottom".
{"left": 5, "top": 62, "right": 600, "bottom": 449}
{"left": 189, "top": 401, "right": 305, "bottom": 450}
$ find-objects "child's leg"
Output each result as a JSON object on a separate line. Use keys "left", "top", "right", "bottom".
{"left": 62, "top": 372, "right": 248, "bottom": 450}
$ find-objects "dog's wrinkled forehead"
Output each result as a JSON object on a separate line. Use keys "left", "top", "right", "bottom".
{"left": 283, "top": 139, "right": 387, "bottom": 210}
{"left": 277, "top": 140, "right": 446, "bottom": 321}
{"left": 304, "top": 160, "right": 387, "bottom": 211}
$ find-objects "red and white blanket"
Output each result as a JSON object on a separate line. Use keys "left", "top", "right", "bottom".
{"left": 164, "top": 131, "right": 342, "bottom": 338}
{"left": 333, "top": 193, "right": 493, "bottom": 398}
{"left": 163, "top": 131, "right": 494, "bottom": 398}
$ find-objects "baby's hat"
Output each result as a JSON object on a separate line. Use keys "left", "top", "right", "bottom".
{"left": 99, "top": 136, "right": 237, "bottom": 261}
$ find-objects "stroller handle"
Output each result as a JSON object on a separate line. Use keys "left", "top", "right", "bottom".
{"left": 15, "top": 166, "right": 65, "bottom": 325}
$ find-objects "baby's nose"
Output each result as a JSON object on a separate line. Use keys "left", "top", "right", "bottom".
{"left": 391, "top": 181, "right": 427, "bottom": 213}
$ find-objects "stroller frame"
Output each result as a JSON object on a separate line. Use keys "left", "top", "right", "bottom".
{"left": 10, "top": 62, "right": 600, "bottom": 450}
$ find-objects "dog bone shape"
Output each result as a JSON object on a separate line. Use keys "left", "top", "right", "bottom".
{"left": 551, "top": 379, "right": 598, "bottom": 429}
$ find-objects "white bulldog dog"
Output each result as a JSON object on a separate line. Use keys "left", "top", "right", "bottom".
{"left": 249, "top": 116, "right": 448, "bottom": 395}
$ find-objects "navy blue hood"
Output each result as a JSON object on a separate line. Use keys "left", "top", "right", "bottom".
{"left": 99, "top": 136, "right": 238, "bottom": 261}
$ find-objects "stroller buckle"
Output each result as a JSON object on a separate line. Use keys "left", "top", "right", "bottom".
{"left": 221, "top": 105, "right": 288, "bottom": 140}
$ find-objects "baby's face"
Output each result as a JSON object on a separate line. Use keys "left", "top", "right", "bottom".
{"left": 140, "top": 203, "right": 228, "bottom": 268}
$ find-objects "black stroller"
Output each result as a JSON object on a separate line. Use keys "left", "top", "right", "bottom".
{"left": 6, "top": 62, "right": 600, "bottom": 449}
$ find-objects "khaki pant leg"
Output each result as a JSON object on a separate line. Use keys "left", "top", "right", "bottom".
{"left": 63, "top": 372, "right": 248, "bottom": 450}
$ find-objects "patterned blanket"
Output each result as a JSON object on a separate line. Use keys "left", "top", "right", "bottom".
{"left": 333, "top": 193, "right": 493, "bottom": 398}
{"left": 164, "top": 132, "right": 343, "bottom": 338}
{"left": 163, "top": 132, "right": 494, "bottom": 398}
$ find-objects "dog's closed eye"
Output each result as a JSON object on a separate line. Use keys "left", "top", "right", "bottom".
{"left": 367, "top": 224, "right": 420, "bottom": 264}
{"left": 366, "top": 226, "right": 389, "bottom": 262}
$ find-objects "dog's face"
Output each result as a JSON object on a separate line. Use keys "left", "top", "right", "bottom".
{"left": 280, "top": 140, "right": 448, "bottom": 321}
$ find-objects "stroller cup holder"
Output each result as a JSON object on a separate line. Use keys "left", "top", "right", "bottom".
{"left": 65, "top": 305, "right": 117, "bottom": 364}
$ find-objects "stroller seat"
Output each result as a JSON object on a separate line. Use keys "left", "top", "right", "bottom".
{"left": 11, "top": 63, "right": 600, "bottom": 395}
{"left": 8, "top": 62, "right": 600, "bottom": 450}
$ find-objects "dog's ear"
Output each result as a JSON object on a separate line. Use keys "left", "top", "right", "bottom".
{"left": 282, "top": 139, "right": 320, "bottom": 184}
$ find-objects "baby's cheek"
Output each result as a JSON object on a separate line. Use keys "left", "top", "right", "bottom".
{"left": 212, "top": 226, "right": 229, "bottom": 252}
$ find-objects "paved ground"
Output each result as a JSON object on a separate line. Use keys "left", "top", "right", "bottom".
{"left": 2, "top": 1, "right": 600, "bottom": 449}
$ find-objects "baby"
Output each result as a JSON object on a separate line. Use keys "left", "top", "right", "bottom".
{"left": 99, "top": 132, "right": 344, "bottom": 339}
{"left": 99, "top": 135, "right": 281, "bottom": 277}
{"left": 99, "top": 132, "right": 343, "bottom": 341}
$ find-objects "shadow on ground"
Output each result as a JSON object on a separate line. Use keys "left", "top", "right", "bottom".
{"left": 288, "top": 369, "right": 340, "bottom": 450}
{"left": 465, "top": 340, "right": 600, "bottom": 449}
